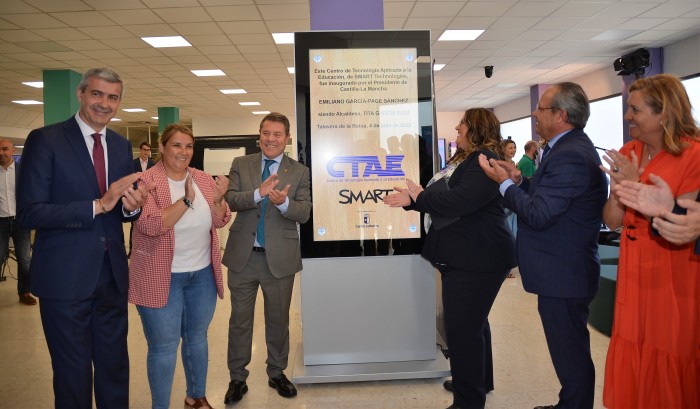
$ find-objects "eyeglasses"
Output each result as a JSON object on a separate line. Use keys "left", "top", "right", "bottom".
{"left": 536, "top": 104, "right": 556, "bottom": 111}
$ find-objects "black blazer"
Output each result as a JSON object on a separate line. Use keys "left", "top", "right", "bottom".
{"left": 133, "top": 157, "right": 155, "bottom": 173}
{"left": 410, "top": 149, "right": 516, "bottom": 273}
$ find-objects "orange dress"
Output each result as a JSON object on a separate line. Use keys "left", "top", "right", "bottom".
{"left": 603, "top": 137, "right": 700, "bottom": 408}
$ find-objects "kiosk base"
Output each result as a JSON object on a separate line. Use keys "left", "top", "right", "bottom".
{"left": 291, "top": 342, "right": 450, "bottom": 384}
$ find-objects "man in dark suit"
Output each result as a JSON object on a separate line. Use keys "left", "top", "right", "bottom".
{"left": 129, "top": 141, "right": 154, "bottom": 256}
{"left": 0, "top": 139, "right": 34, "bottom": 305}
{"left": 222, "top": 112, "right": 311, "bottom": 404}
{"left": 479, "top": 82, "right": 608, "bottom": 409}
{"left": 17, "top": 68, "right": 148, "bottom": 409}
{"left": 133, "top": 141, "right": 155, "bottom": 172}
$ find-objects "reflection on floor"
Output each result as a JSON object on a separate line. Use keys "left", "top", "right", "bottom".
{"left": 0, "top": 259, "right": 609, "bottom": 408}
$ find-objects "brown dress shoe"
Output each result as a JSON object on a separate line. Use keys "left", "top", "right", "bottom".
{"left": 184, "top": 396, "right": 213, "bottom": 408}
{"left": 19, "top": 293, "right": 37, "bottom": 305}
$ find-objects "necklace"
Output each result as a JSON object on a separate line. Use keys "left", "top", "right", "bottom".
{"left": 646, "top": 145, "right": 660, "bottom": 160}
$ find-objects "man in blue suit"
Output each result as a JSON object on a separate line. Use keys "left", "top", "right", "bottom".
{"left": 128, "top": 141, "right": 155, "bottom": 257}
{"left": 17, "top": 68, "right": 148, "bottom": 409}
{"left": 480, "top": 82, "right": 607, "bottom": 409}
{"left": 133, "top": 141, "right": 155, "bottom": 172}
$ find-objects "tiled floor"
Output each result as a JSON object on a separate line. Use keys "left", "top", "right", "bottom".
{"left": 0, "top": 254, "right": 610, "bottom": 408}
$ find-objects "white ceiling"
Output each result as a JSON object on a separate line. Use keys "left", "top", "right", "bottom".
{"left": 0, "top": 0, "right": 699, "bottom": 130}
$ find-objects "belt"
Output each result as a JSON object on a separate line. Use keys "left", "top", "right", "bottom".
{"left": 252, "top": 247, "right": 266, "bottom": 253}
{"left": 0, "top": 216, "right": 15, "bottom": 220}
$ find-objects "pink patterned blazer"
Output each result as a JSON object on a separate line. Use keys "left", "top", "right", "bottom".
{"left": 129, "top": 161, "right": 231, "bottom": 308}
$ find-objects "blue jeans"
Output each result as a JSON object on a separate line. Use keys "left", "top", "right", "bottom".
{"left": 137, "top": 265, "right": 217, "bottom": 409}
{"left": 0, "top": 218, "right": 32, "bottom": 294}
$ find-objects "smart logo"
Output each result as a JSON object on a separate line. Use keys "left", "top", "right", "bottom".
{"left": 338, "top": 189, "right": 393, "bottom": 204}
{"left": 326, "top": 155, "right": 404, "bottom": 178}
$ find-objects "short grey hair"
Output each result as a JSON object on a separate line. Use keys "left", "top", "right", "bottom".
{"left": 550, "top": 82, "right": 589, "bottom": 129}
{"left": 78, "top": 68, "right": 124, "bottom": 99}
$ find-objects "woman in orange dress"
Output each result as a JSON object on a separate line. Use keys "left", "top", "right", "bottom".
{"left": 601, "top": 74, "right": 700, "bottom": 408}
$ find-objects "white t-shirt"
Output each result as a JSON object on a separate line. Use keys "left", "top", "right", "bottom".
{"left": 168, "top": 175, "right": 212, "bottom": 273}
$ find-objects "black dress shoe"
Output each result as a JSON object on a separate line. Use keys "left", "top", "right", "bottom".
{"left": 224, "top": 380, "right": 247, "bottom": 404}
{"left": 443, "top": 380, "right": 453, "bottom": 392}
{"left": 268, "top": 374, "right": 297, "bottom": 398}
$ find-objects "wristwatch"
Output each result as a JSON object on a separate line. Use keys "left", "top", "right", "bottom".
{"left": 180, "top": 196, "right": 193, "bottom": 210}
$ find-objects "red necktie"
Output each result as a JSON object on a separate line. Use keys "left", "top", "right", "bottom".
{"left": 92, "top": 133, "right": 106, "bottom": 195}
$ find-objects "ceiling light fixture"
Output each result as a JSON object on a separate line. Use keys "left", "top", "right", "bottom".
{"left": 433, "top": 64, "right": 446, "bottom": 71}
{"left": 12, "top": 100, "right": 42, "bottom": 105}
{"left": 272, "top": 33, "right": 294, "bottom": 44}
{"left": 239, "top": 102, "right": 260, "bottom": 106}
{"left": 252, "top": 111, "right": 271, "bottom": 115}
{"left": 142, "top": 36, "right": 192, "bottom": 48}
{"left": 122, "top": 108, "right": 146, "bottom": 112}
{"left": 220, "top": 89, "right": 247, "bottom": 94}
{"left": 287, "top": 67, "right": 295, "bottom": 74}
{"left": 110, "top": 118, "right": 122, "bottom": 122}
{"left": 191, "top": 69, "right": 225, "bottom": 77}
{"left": 22, "top": 81, "right": 43, "bottom": 88}
{"left": 438, "top": 30, "right": 484, "bottom": 41}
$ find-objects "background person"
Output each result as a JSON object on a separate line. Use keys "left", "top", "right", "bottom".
{"left": 129, "top": 124, "right": 231, "bottom": 409}
{"left": 134, "top": 141, "right": 155, "bottom": 172}
{"left": 222, "top": 112, "right": 311, "bottom": 405}
{"left": 16, "top": 67, "right": 147, "bottom": 409}
{"left": 129, "top": 141, "right": 155, "bottom": 257}
{"left": 517, "top": 140, "right": 538, "bottom": 178}
{"left": 502, "top": 139, "right": 518, "bottom": 273}
{"left": 479, "top": 82, "right": 607, "bottom": 409}
{"left": 0, "top": 139, "right": 34, "bottom": 305}
{"left": 502, "top": 139, "right": 516, "bottom": 165}
{"left": 384, "top": 108, "right": 516, "bottom": 409}
{"left": 599, "top": 74, "right": 700, "bottom": 408}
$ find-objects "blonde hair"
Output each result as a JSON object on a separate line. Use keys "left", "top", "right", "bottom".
{"left": 628, "top": 74, "right": 699, "bottom": 155}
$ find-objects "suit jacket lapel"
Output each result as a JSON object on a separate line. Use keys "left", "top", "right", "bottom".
{"left": 64, "top": 117, "right": 102, "bottom": 197}
{"left": 248, "top": 153, "right": 263, "bottom": 188}
{"left": 276, "top": 155, "right": 293, "bottom": 186}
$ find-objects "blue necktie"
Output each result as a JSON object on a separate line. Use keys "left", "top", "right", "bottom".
{"left": 541, "top": 143, "right": 551, "bottom": 160}
{"left": 256, "top": 159, "right": 275, "bottom": 248}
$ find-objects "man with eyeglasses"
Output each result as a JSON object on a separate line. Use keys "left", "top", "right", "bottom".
{"left": 479, "top": 82, "right": 608, "bottom": 409}
{"left": 128, "top": 141, "right": 155, "bottom": 258}
{"left": 133, "top": 141, "right": 155, "bottom": 173}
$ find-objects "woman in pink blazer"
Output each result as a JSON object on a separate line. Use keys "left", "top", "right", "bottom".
{"left": 129, "top": 124, "right": 231, "bottom": 409}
